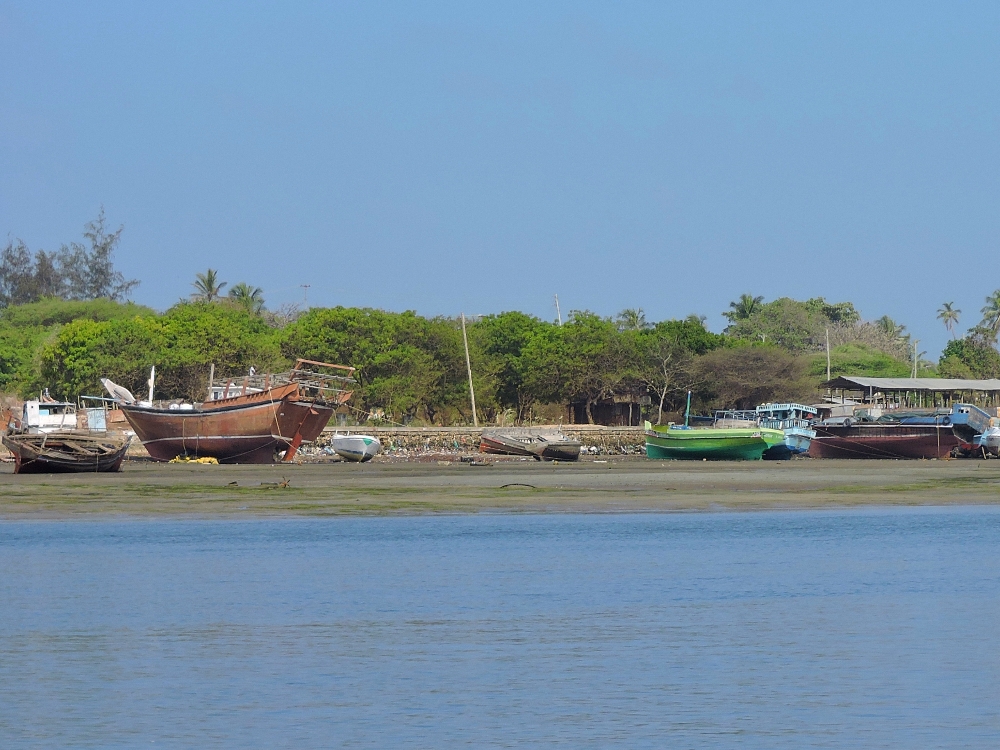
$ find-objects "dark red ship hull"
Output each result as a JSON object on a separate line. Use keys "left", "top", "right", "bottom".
{"left": 808, "top": 424, "right": 960, "bottom": 459}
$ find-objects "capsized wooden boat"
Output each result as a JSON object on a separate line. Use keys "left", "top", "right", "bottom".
{"left": 331, "top": 433, "right": 382, "bottom": 462}
{"left": 480, "top": 429, "right": 581, "bottom": 461}
{"left": 644, "top": 421, "right": 785, "bottom": 460}
{"left": 111, "top": 360, "right": 356, "bottom": 464}
{"left": 2, "top": 431, "right": 131, "bottom": 473}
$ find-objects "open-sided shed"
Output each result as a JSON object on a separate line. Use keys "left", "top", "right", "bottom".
{"left": 821, "top": 376, "right": 1000, "bottom": 409}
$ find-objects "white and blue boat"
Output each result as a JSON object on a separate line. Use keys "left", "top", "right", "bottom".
{"left": 755, "top": 403, "right": 817, "bottom": 460}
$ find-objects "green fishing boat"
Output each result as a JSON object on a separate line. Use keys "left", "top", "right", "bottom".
{"left": 643, "top": 421, "right": 785, "bottom": 460}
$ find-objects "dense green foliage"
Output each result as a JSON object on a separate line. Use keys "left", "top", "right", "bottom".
{"left": 0, "top": 289, "right": 948, "bottom": 424}
{"left": 938, "top": 338, "right": 1000, "bottom": 379}
{"left": 806, "top": 344, "right": 914, "bottom": 380}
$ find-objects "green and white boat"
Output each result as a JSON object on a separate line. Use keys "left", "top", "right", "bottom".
{"left": 643, "top": 420, "right": 785, "bottom": 460}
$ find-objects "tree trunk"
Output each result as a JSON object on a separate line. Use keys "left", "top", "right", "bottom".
{"left": 657, "top": 388, "right": 667, "bottom": 425}
{"left": 586, "top": 398, "right": 596, "bottom": 425}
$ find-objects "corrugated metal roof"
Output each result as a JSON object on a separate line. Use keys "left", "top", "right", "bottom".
{"left": 822, "top": 376, "right": 1000, "bottom": 391}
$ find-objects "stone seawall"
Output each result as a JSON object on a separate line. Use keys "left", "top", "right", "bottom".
{"left": 314, "top": 425, "right": 646, "bottom": 456}
{"left": 42, "top": 425, "right": 646, "bottom": 462}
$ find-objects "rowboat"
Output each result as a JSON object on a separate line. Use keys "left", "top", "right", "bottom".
{"left": 480, "top": 429, "right": 581, "bottom": 461}
{"left": 2, "top": 431, "right": 131, "bottom": 473}
{"left": 644, "top": 421, "right": 785, "bottom": 460}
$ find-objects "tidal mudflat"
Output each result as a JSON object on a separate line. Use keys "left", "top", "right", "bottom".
{"left": 3, "top": 458, "right": 1000, "bottom": 518}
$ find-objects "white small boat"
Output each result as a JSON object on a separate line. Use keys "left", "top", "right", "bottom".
{"left": 331, "top": 433, "right": 382, "bottom": 462}
{"left": 978, "top": 420, "right": 1000, "bottom": 457}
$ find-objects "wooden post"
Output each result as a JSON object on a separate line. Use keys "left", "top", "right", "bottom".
{"left": 207, "top": 363, "right": 215, "bottom": 402}
{"left": 461, "top": 313, "right": 478, "bottom": 428}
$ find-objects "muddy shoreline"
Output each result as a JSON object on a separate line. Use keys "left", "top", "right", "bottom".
{"left": 2, "top": 457, "right": 1000, "bottom": 519}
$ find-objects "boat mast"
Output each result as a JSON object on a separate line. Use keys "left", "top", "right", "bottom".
{"left": 554, "top": 294, "right": 562, "bottom": 326}
{"left": 461, "top": 313, "right": 479, "bottom": 428}
{"left": 684, "top": 390, "right": 692, "bottom": 427}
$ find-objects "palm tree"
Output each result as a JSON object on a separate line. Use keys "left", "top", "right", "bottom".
{"left": 723, "top": 294, "right": 764, "bottom": 322}
{"left": 228, "top": 282, "right": 265, "bottom": 314}
{"left": 876, "top": 315, "right": 906, "bottom": 339}
{"left": 616, "top": 308, "right": 649, "bottom": 331}
{"left": 192, "top": 269, "right": 226, "bottom": 302}
{"left": 937, "top": 302, "right": 960, "bottom": 339}
{"left": 980, "top": 290, "right": 1000, "bottom": 337}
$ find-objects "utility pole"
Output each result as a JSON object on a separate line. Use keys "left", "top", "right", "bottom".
{"left": 461, "top": 313, "right": 478, "bottom": 427}
{"left": 825, "top": 328, "right": 831, "bottom": 382}
{"left": 554, "top": 294, "right": 562, "bottom": 326}
{"left": 912, "top": 339, "right": 919, "bottom": 379}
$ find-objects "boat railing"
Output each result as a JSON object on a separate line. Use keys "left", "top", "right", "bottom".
{"left": 211, "top": 359, "right": 358, "bottom": 403}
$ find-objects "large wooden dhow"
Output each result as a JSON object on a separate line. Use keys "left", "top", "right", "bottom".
{"left": 109, "top": 359, "right": 355, "bottom": 464}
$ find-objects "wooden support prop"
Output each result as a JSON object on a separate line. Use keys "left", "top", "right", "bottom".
{"left": 281, "top": 407, "right": 318, "bottom": 462}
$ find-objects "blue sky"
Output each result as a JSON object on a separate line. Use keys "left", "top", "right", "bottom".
{"left": 2, "top": 1, "right": 999, "bottom": 357}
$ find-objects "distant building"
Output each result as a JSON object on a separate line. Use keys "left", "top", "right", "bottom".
{"left": 568, "top": 391, "right": 651, "bottom": 426}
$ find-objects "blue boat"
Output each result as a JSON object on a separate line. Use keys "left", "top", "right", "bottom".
{"left": 755, "top": 403, "right": 817, "bottom": 460}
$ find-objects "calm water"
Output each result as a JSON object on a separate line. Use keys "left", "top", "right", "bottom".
{"left": 2, "top": 509, "right": 1000, "bottom": 748}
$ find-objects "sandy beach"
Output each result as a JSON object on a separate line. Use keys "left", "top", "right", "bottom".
{"left": 2, "top": 457, "right": 1000, "bottom": 518}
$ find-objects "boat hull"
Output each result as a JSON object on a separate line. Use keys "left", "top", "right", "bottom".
{"left": 480, "top": 434, "right": 535, "bottom": 457}
{"left": 532, "top": 440, "right": 582, "bottom": 461}
{"left": 480, "top": 430, "right": 582, "bottom": 461}
{"left": 2, "top": 432, "right": 131, "bottom": 474}
{"left": 331, "top": 435, "right": 381, "bottom": 462}
{"left": 121, "top": 395, "right": 335, "bottom": 464}
{"left": 762, "top": 427, "right": 817, "bottom": 460}
{"left": 808, "top": 424, "right": 960, "bottom": 459}
{"left": 645, "top": 426, "right": 785, "bottom": 460}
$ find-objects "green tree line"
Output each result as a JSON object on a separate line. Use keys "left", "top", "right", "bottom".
{"left": 0, "top": 291, "right": 956, "bottom": 426}
{"left": 5, "top": 213, "right": 1000, "bottom": 423}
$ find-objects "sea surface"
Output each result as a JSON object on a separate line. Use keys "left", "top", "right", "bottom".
{"left": 2, "top": 508, "right": 999, "bottom": 748}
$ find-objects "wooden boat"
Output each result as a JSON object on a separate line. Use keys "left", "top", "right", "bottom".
{"left": 331, "top": 434, "right": 382, "bottom": 462}
{"left": 480, "top": 429, "right": 581, "bottom": 461}
{"left": 644, "top": 421, "right": 785, "bottom": 460}
{"left": 2, "top": 431, "right": 131, "bottom": 473}
{"left": 528, "top": 433, "right": 582, "bottom": 461}
{"left": 113, "top": 360, "right": 355, "bottom": 464}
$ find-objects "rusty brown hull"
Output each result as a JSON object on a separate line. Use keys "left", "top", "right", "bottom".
{"left": 808, "top": 425, "right": 960, "bottom": 459}
{"left": 121, "top": 394, "right": 334, "bottom": 464}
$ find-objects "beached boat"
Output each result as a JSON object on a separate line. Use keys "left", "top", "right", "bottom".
{"left": 808, "top": 412, "right": 959, "bottom": 459}
{"left": 4, "top": 393, "right": 79, "bottom": 433}
{"left": 111, "top": 359, "right": 356, "bottom": 464}
{"left": 756, "top": 403, "right": 818, "bottom": 460}
{"left": 480, "top": 429, "right": 582, "bottom": 461}
{"left": 331, "top": 433, "right": 382, "bottom": 462}
{"left": 2, "top": 431, "right": 131, "bottom": 473}
{"left": 979, "top": 422, "right": 1000, "bottom": 457}
{"left": 644, "top": 421, "right": 785, "bottom": 460}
